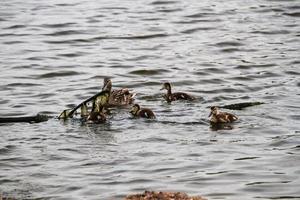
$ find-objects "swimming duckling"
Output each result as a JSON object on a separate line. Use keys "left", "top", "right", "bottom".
{"left": 86, "top": 111, "right": 106, "bottom": 123}
{"left": 86, "top": 105, "right": 107, "bottom": 123}
{"left": 130, "top": 104, "right": 156, "bottom": 119}
{"left": 161, "top": 82, "right": 195, "bottom": 102}
{"left": 102, "top": 78, "right": 135, "bottom": 106}
{"left": 209, "top": 106, "right": 238, "bottom": 123}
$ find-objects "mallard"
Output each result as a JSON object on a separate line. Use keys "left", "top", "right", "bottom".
{"left": 130, "top": 104, "right": 156, "bottom": 119}
{"left": 102, "top": 78, "right": 135, "bottom": 106}
{"left": 209, "top": 106, "right": 238, "bottom": 123}
{"left": 160, "top": 82, "right": 195, "bottom": 102}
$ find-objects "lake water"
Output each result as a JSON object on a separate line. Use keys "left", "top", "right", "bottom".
{"left": 0, "top": 0, "right": 300, "bottom": 199}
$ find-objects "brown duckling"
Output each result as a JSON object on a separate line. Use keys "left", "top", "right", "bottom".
{"left": 86, "top": 104, "right": 107, "bottom": 123}
{"left": 102, "top": 78, "right": 135, "bottom": 106}
{"left": 86, "top": 111, "right": 106, "bottom": 123}
{"left": 209, "top": 106, "right": 238, "bottom": 123}
{"left": 161, "top": 82, "right": 195, "bottom": 102}
{"left": 130, "top": 104, "right": 156, "bottom": 119}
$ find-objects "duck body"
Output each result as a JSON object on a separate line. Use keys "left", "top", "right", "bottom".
{"left": 209, "top": 106, "right": 238, "bottom": 123}
{"left": 163, "top": 92, "right": 195, "bottom": 102}
{"left": 161, "top": 82, "right": 195, "bottom": 103}
{"left": 87, "top": 111, "right": 106, "bottom": 123}
{"left": 130, "top": 104, "right": 156, "bottom": 119}
{"left": 102, "top": 78, "right": 135, "bottom": 106}
{"left": 86, "top": 97, "right": 109, "bottom": 123}
{"left": 109, "top": 88, "right": 135, "bottom": 106}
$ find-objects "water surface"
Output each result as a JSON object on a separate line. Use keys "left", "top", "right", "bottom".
{"left": 0, "top": 0, "right": 300, "bottom": 199}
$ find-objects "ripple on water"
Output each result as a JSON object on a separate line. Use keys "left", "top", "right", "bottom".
{"left": 150, "top": 0, "right": 179, "bottom": 5}
{"left": 251, "top": 30, "right": 291, "bottom": 35}
{"left": 0, "top": 145, "right": 16, "bottom": 155}
{"left": 40, "top": 22, "right": 77, "bottom": 28}
{"left": 126, "top": 55, "right": 160, "bottom": 61}
{"left": 94, "top": 33, "right": 170, "bottom": 40}
{"left": 283, "top": 12, "right": 300, "bottom": 17}
{"left": 235, "top": 63, "right": 277, "bottom": 70}
{"left": 56, "top": 52, "right": 86, "bottom": 58}
{"left": 229, "top": 76, "right": 254, "bottom": 82}
{"left": 44, "top": 30, "right": 85, "bottom": 37}
{"left": 284, "top": 70, "right": 300, "bottom": 76}
{"left": 184, "top": 12, "right": 214, "bottom": 18}
{"left": 43, "top": 33, "right": 170, "bottom": 44}
{"left": 129, "top": 69, "right": 170, "bottom": 76}
{"left": 199, "top": 78, "right": 229, "bottom": 85}
{"left": 37, "top": 71, "right": 82, "bottom": 79}
{"left": 220, "top": 47, "right": 257, "bottom": 53}
{"left": 6, "top": 82, "right": 42, "bottom": 88}
{"left": 214, "top": 41, "right": 244, "bottom": 47}
{"left": 180, "top": 27, "right": 215, "bottom": 34}
{"left": 201, "top": 67, "right": 228, "bottom": 74}
{"left": 3, "top": 24, "right": 26, "bottom": 29}
{"left": 247, "top": 71, "right": 281, "bottom": 79}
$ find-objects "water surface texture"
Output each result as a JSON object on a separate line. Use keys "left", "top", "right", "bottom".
{"left": 0, "top": 0, "right": 300, "bottom": 199}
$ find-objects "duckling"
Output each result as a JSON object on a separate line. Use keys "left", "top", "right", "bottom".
{"left": 209, "top": 106, "right": 238, "bottom": 123}
{"left": 102, "top": 78, "right": 135, "bottom": 106}
{"left": 161, "top": 82, "right": 195, "bottom": 102}
{"left": 130, "top": 104, "right": 156, "bottom": 119}
{"left": 86, "top": 106, "right": 107, "bottom": 123}
{"left": 86, "top": 111, "right": 106, "bottom": 123}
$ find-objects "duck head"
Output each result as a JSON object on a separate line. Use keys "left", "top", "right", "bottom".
{"left": 102, "top": 78, "right": 112, "bottom": 92}
{"left": 209, "top": 106, "right": 219, "bottom": 117}
{"left": 160, "top": 82, "right": 172, "bottom": 92}
{"left": 130, "top": 104, "right": 140, "bottom": 115}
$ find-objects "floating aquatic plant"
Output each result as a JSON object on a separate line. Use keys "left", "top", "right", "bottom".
{"left": 58, "top": 90, "right": 110, "bottom": 120}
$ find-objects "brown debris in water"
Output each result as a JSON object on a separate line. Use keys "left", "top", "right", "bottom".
{"left": 0, "top": 195, "right": 17, "bottom": 200}
{"left": 125, "top": 191, "right": 207, "bottom": 200}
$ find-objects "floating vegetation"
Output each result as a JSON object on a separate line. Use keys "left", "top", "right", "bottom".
{"left": 58, "top": 90, "right": 110, "bottom": 122}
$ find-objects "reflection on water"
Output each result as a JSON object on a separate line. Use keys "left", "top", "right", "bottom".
{"left": 0, "top": 0, "right": 300, "bottom": 199}
{"left": 210, "top": 123, "right": 234, "bottom": 131}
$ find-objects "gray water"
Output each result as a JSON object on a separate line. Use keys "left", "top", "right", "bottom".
{"left": 0, "top": 0, "right": 300, "bottom": 199}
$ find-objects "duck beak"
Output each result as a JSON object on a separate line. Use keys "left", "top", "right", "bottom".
{"left": 160, "top": 86, "right": 165, "bottom": 90}
{"left": 208, "top": 111, "right": 212, "bottom": 117}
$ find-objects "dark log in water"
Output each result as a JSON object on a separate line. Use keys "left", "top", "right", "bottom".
{"left": 0, "top": 114, "right": 49, "bottom": 124}
{"left": 220, "top": 102, "right": 264, "bottom": 110}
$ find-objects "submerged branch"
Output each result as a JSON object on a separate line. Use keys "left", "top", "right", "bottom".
{"left": 58, "top": 90, "right": 110, "bottom": 119}
{"left": 0, "top": 114, "right": 49, "bottom": 124}
{"left": 68, "top": 91, "right": 108, "bottom": 117}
